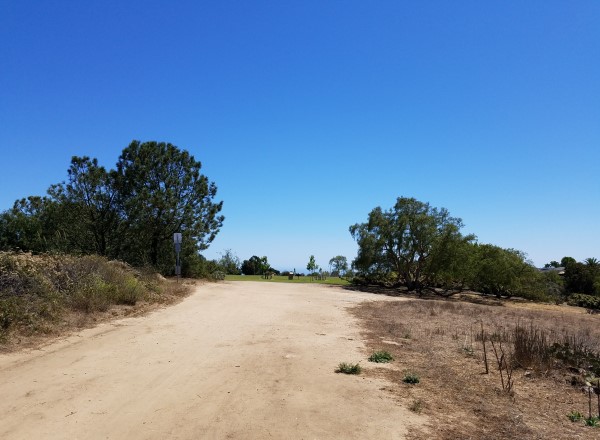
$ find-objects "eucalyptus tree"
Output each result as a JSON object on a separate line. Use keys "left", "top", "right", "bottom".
{"left": 218, "top": 249, "right": 241, "bottom": 275}
{"left": 350, "top": 197, "right": 474, "bottom": 292}
{"left": 307, "top": 255, "right": 319, "bottom": 275}
{"left": 329, "top": 255, "right": 348, "bottom": 277}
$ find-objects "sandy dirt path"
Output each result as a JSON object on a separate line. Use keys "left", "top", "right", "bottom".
{"left": 0, "top": 281, "right": 422, "bottom": 439}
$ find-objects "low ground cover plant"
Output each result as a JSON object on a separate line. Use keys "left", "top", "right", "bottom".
{"left": 336, "top": 362, "right": 362, "bottom": 374}
{"left": 402, "top": 372, "right": 420, "bottom": 384}
{"left": 368, "top": 350, "right": 394, "bottom": 363}
{"left": 568, "top": 410, "right": 583, "bottom": 422}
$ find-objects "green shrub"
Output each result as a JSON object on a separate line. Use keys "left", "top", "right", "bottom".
{"left": 567, "top": 411, "right": 583, "bottom": 422}
{"left": 113, "top": 277, "right": 143, "bottom": 305}
{"left": 0, "top": 252, "right": 180, "bottom": 343}
{"left": 210, "top": 270, "right": 226, "bottom": 281}
{"left": 567, "top": 294, "right": 600, "bottom": 310}
{"left": 69, "top": 261, "right": 147, "bottom": 311}
{"left": 336, "top": 362, "right": 362, "bottom": 374}
{"left": 71, "top": 276, "right": 112, "bottom": 313}
{"left": 0, "top": 253, "right": 66, "bottom": 334}
{"left": 0, "top": 297, "right": 28, "bottom": 331}
{"left": 403, "top": 372, "right": 420, "bottom": 384}
{"left": 0, "top": 253, "right": 152, "bottom": 325}
{"left": 368, "top": 350, "right": 394, "bottom": 363}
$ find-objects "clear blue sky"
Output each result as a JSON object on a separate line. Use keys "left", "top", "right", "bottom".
{"left": 1, "top": 1, "right": 599, "bottom": 271}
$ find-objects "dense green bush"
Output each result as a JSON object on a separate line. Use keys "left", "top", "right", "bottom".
{"left": 351, "top": 271, "right": 398, "bottom": 287}
{"left": 564, "top": 262, "right": 599, "bottom": 296}
{"left": 210, "top": 270, "right": 226, "bottom": 281}
{"left": 567, "top": 293, "right": 600, "bottom": 310}
{"left": 403, "top": 372, "right": 420, "bottom": 384}
{"left": 181, "top": 252, "right": 226, "bottom": 278}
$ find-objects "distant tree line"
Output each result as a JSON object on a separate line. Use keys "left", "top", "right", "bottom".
{"left": 199, "top": 251, "right": 281, "bottom": 277}
{"left": 350, "top": 196, "right": 599, "bottom": 303}
{"left": 210, "top": 252, "right": 353, "bottom": 280}
{"left": 0, "top": 141, "right": 224, "bottom": 276}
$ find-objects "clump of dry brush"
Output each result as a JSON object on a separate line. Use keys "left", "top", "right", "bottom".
{"left": 478, "top": 320, "right": 600, "bottom": 385}
{"left": 0, "top": 252, "right": 163, "bottom": 340}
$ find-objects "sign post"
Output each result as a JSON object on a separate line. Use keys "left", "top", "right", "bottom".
{"left": 173, "top": 233, "right": 182, "bottom": 281}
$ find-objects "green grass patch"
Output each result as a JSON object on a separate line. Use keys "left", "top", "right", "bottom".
{"left": 336, "top": 362, "right": 362, "bottom": 374}
{"left": 224, "top": 275, "right": 350, "bottom": 285}
{"left": 567, "top": 411, "right": 583, "bottom": 422}
{"left": 368, "top": 350, "right": 394, "bottom": 363}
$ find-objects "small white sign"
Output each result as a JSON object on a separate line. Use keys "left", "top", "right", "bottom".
{"left": 173, "top": 233, "right": 182, "bottom": 244}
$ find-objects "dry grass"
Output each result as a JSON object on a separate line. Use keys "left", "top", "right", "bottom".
{"left": 351, "top": 297, "right": 600, "bottom": 440}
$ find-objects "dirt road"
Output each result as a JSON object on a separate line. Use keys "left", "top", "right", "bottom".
{"left": 0, "top": 282, "right": 421, "bottom": 439}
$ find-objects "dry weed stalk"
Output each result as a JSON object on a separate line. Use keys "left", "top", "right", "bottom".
{"left": 490, "top": 338, "right": 514, "bottom": 393}
{"left": 481, "top": 322, "right": 489, "bottom": 374}
{"left": 596, "top": 380, "right": 600, "bottom": 420}
{"left": 589, "top": 387, "right": 593, "bottom": 420}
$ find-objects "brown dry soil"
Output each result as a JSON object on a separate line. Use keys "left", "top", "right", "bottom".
{"left": 0, "top": 282, "right": 424, "bottom": 439}
{"left": 350, "top": 292, "right": 600, "bottom": 440}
